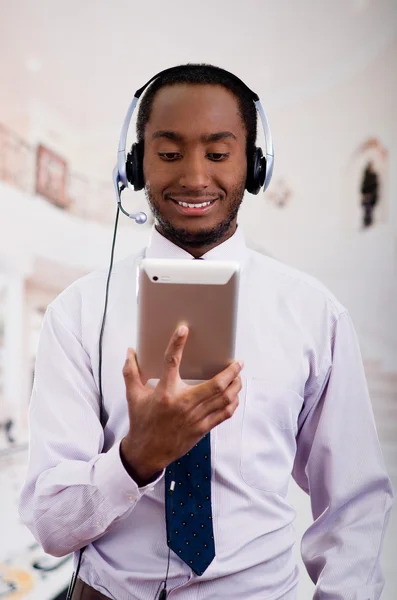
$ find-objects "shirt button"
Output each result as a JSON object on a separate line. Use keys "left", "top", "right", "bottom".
{"left": 128, "top": 495, "right": 135, "bottom": 501}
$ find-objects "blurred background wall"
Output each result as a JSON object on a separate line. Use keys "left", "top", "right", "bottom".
{"left": 0, "top": 1, "right": 396, "bottom": 598}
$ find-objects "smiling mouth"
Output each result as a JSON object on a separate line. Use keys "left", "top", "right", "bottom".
{"left": 168, "top": 197, "right": 218, "bottom": 215}
{"left": 173, "top": 199, "right": 215, "bottom": 208}
{"left": 169, "top": 195, "right": 218, "bottom": 204}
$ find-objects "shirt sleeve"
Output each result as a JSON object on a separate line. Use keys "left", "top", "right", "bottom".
{"left": 18, "top": 305, "right": 164, "bottom": 558}
{"left": 292, "top": 311, "right": 394, "bottom": 600}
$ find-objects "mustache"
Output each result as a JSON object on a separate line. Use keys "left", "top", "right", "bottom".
{"left": 165, "top": 191, "right": 219, "bottom": 200}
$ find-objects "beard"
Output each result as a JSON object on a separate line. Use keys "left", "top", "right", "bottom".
{"left": 145, "top": 182, "right": 245, "bottom": 249}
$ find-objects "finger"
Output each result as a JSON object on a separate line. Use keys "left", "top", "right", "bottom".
{"left": 123, "top": 348, "right": 144, "bottom": 390}
{"left": 200, "top": 395, "right": 240, "bottom": 434}
{"left": 192, "top": 359, "right": 243, "bottom": 404}
{"left": 161, "top": 325, "right": 189, "bottom": 385}
{"left": 194, "top": 375, "right": 242, "bottom": 420}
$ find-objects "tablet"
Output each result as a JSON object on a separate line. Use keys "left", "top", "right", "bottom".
{"left": 136, "top": 258, "right": 240, "bottom": 382}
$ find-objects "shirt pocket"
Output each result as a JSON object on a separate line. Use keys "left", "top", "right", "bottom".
{"left": 240, "top": 378, "right": 303, "bottom": 496}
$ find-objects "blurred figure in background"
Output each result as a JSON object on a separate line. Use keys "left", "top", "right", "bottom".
{"left": 361, "top": 161, "right": 379, "bottom": 228}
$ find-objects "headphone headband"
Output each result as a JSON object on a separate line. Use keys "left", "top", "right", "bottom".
{"left": 133, "top": 65, "right": 260, "bottom": 102}
{"left": 113, "top": 65, "right": 274, "bottom": 222}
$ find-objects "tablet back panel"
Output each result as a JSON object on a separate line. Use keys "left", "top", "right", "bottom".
{"left": 137, "top": 259, "right": 240, "bottom": 382}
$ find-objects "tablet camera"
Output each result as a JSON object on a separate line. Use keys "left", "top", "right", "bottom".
{"left": 153, "top": 276, "right": 158, "bottom": 281}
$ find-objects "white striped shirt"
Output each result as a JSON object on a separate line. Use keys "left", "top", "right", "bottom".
{"left": 19, "top": 226, "right": 393, "bottom": 599}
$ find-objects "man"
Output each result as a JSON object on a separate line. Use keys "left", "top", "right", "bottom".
{"left": 19, "top": 64, "right": 393, "bottom": 599}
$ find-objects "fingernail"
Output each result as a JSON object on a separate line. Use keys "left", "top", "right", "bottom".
{"left": 178, "top": 325, "right": 188, "bottom": 336}
{"left": 238, "top": 360, "right": 244, "bottom": 369}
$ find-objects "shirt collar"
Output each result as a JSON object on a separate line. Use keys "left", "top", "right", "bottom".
{"left": 145, "top": 226, "right": 248, "bottom": 266}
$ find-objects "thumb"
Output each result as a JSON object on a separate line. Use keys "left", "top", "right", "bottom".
{"left": 161, "top": 324, "right": 189, "bottom": 387}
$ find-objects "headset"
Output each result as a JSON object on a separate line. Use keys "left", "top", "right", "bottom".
{"left": 112, "top": 64, "right": 274, "bottom": 224}
{"left": 67, "top": 65, "right": 274, "bottom": 600}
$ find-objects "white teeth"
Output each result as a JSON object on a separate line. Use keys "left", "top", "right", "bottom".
{"left": 178, "top": 201, "right": 213, "bottom": 208}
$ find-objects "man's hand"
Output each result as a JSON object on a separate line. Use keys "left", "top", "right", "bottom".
{"left": 120, "top": 325, "right": 243, "bottom": 486}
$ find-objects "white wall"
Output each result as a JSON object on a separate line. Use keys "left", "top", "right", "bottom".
{"left": 239, "top": 38, "right": 397, "bottom": 369}
{"left": 0, "top": 181, "right": 151, "bottom": 278}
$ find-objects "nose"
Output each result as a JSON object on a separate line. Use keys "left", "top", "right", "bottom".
{"left": 178, "top": 151, "right": 210, "bottom": 189}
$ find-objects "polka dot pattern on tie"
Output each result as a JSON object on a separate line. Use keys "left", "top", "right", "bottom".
{"left": 165, "top": 433, "right": 215, "bottom": 575}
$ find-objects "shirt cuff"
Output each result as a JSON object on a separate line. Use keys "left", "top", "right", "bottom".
{"left": 94, "top": 440, "right": 165, "bottom": 514}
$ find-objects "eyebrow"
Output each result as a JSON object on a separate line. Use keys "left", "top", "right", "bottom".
{"left": 152, "top": 130, "right": 237, "bottom": 142}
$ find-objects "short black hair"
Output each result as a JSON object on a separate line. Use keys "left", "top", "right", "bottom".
{"left": 136, "top": 63, "right": 257, "bottom": 158}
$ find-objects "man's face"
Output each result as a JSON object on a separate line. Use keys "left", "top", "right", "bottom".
{"left": 143, "top": 84, "right": 248, "bottom": 252}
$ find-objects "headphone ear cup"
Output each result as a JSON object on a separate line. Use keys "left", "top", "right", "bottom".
{"left": 246, "top": 147, "right": 267, "bottom": 195}
{"left": 126, "top": 141, "right": 145, "bottom": 191}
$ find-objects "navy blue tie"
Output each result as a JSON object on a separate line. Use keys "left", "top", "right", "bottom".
{"left": 164, "top": 255, "right": 215, "bottom": 576}
{"left": 165, "top": 434, "right": 215, "bottom": 575}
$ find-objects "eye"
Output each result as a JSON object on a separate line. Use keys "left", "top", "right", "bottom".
{"left": 158, "top": 152, "right": 182, "bottom": 161}
{"left": 207, "top": 153, "right": 230, "bottom": 161}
